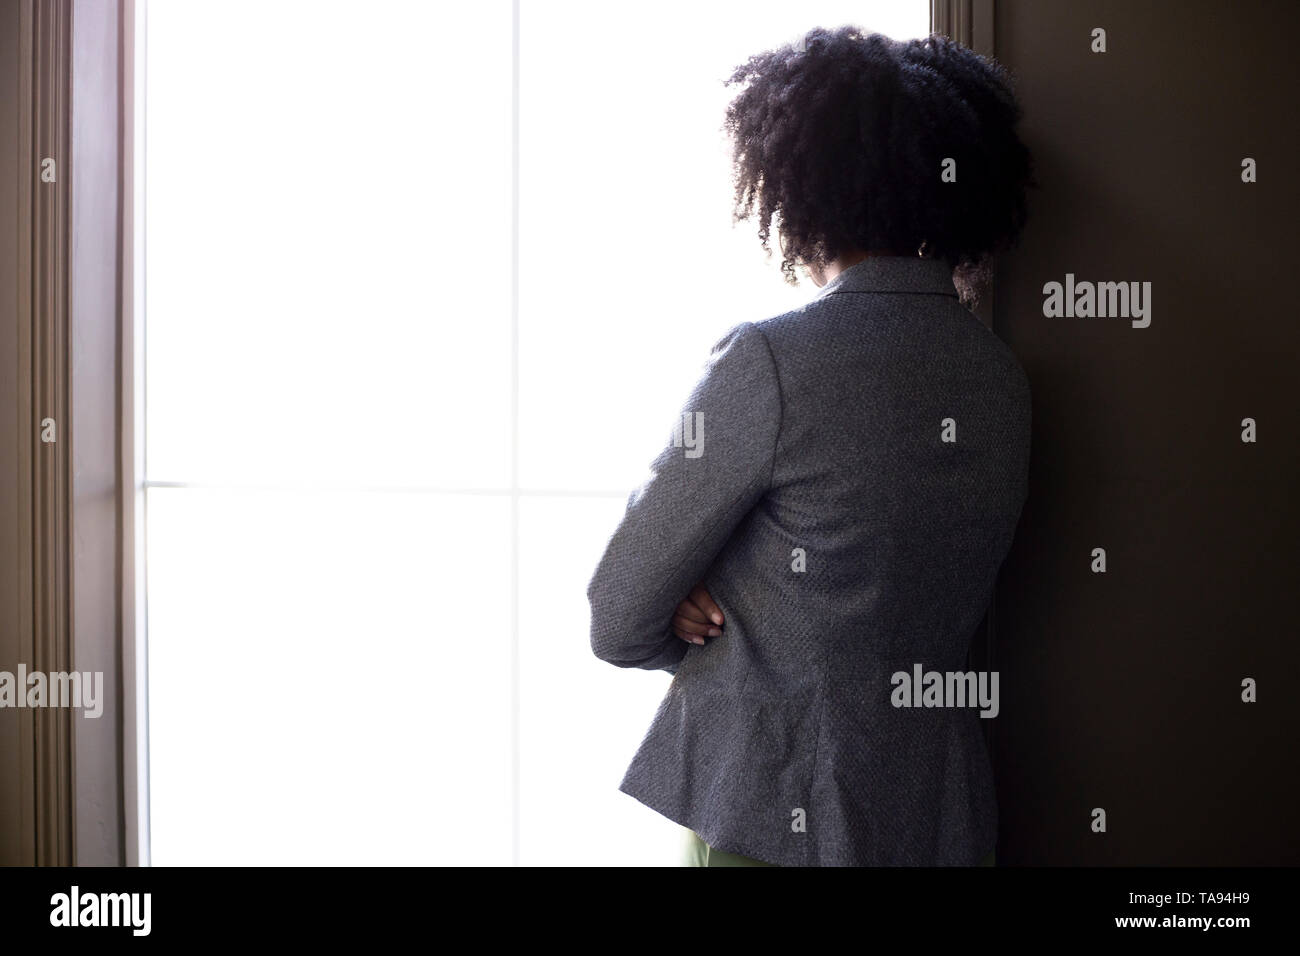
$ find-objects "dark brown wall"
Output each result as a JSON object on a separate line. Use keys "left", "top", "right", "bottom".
{"left": 990, "top": 0, "right": 1300, "bottom": 863}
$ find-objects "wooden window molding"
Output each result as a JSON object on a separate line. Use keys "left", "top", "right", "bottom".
{"left": 931, "top": 0, "right": 996, "bottom": 57}
{"left": 4, "top": 0, "right": 76, "bottom": 867}
{"left": 1, "top": 0, "right": 132, "bottom": 866}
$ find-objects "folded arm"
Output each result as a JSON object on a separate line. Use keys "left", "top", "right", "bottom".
{"left": 586, "top": 321, "right": 783, "bottom": 672}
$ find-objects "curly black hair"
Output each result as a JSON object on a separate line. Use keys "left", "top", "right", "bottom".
{"left": 724, "top": 27, "right": 1034, "bottom": 305}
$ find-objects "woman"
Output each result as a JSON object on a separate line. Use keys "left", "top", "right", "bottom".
{"left": 587, "top": 26, "right": 1034, "bottom": 867}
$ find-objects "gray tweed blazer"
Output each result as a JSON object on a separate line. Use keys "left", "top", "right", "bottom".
{"left": 587, "top": 255, "right": 1031, "bottom": 866}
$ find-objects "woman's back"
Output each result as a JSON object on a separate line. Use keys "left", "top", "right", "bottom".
{"left": 590, "top": 26, "right": 1035, "bottom": 866}
{"left": 589, "top": 255, "right": 1029, "bottom": 866}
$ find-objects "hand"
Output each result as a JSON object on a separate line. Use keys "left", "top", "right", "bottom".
{"left": 672, "top": 584, "right": 725, "bottom": 646}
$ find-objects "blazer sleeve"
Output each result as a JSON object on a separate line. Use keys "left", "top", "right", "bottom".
{"left": 587, "top": 320, "right": 783, "bottom": 672}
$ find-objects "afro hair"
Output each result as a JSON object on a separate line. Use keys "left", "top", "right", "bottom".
{"left": 724, "top": 26, "right": 1035, "bottom": 305}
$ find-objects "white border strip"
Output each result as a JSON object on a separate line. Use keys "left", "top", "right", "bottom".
{"left": 120, "top": 0, "right": 150, "bottom": 867}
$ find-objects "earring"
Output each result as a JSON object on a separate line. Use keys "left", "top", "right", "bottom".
{"left": 918, "top": 240, "right": 928, "bottom": 257}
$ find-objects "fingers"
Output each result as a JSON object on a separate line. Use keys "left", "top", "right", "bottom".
{"left": 689, "top": 585, "right": 725, "bottom": 627}
{"left": 675, "top": 598, "right": 713, "bottom": 626}
{"left": 673, "top": 626, "right": 705, "bottom": 646}
{"left": 672, "top": 585, "right": 725, "bottom": 646}
{"left": 673, "top": 612, "right": 721, "bottom": 645}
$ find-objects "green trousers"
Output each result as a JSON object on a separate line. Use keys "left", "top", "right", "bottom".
{"left": 682, "top": 828, "right": 996, "bottom": 867}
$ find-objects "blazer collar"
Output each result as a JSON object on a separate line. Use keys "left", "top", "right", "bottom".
{"left": 815, "top": 255, "right": 958, "bottom": 299}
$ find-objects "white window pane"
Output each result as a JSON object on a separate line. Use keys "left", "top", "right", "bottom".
{"left": 518, "top": 0, "right": 930, "bottom": 491}
{"left": 146, "top": 0, "right": 512, "bottom": 487}
{"left": 519, "top": 496, "right": 686, "bottom": 865}
{"left": 146, "top": 487, "right": 512, "bottom": 865}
